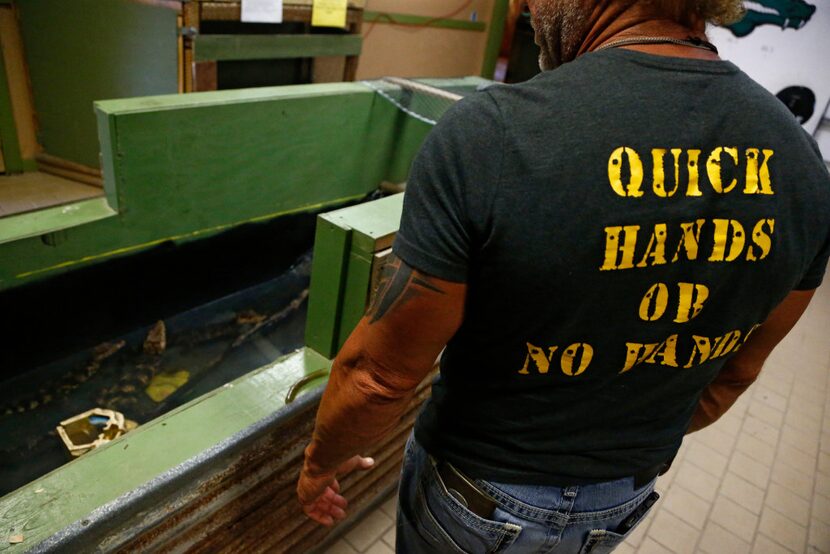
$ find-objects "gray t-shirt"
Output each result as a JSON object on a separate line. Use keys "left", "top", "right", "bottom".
{"left": 394, "top": 48, "right": 830, "bottom": 484}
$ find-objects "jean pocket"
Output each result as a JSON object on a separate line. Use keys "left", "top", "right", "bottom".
{"left": 577, "top": 490, "right": 658, "bottom": 554}
{"left": 417, "top": 459, "right": 522, "bottom": 554}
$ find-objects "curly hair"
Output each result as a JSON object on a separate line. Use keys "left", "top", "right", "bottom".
{"left": 647, "top": 0, "right": 746, "bottom": 25}
{"left": 699, "top": 0, "right": 746, "bottom": 24}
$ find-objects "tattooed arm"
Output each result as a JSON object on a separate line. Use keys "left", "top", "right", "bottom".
{"left": 297, "top": 255, "right": 466, "bottom": 525}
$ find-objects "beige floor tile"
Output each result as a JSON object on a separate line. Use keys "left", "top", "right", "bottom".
{"left": 695, "top": 425, "right": 738, "bottom": 458}
{"left": 809, "top": 519, "right": 830, "bottom": 553}
{"left": 364, "top": 541, "right": 394, "bottom": 554}
{"left": 380, "top": 493, "right": 398, "bottom": 519}
{"left": 716, "top": 412, "right": 744, "bottom": 437}
{"left": 759, "top": 507, "right": 807, "bottom": 553}
{"left": 345, "top": 509, "right": 394, "bottom": 552}
{"left": 736, "top": 433, "right": 777, "bottom": 467}
{"left": 673, "top": 462, "right": 721, "bottom": 502}
{"left": 749, "top": 400, "right": 786, "bottom": 428}
{"left": 382, "top": 526, "right": 396, "bottom": 549}
{"left": 765, "top": 482, "right": 812, "bottom": 527}
{"left": 781, "top": 424, "right": 822, "bottom": 457}
{"left": 324, "top": 538, "right": 359, "bottom": 554}
{"left": 625, "top": 508, "right": 655, "bottom": 548}
{"left": 789, "top": 397, "right": 824, "bottom": 423}
{"left": 685, "top": 442, "right": 729, "bottom": 479}
{"left": 752, "top": 534, "right": 794, "bottom": 554}
{"left": 772, "top": 461, "right": 816, "bottom": 500}
{"left": 776, "top": 442, "right": 819, "bottom": 474}
{"left": 647, "top": 511, "right": 700, "bottom": 554}
{"left": 710, "top": 496, "right": 759, "bottom": 543}
{"left": 817, "top": 472, "right": 830, "bottom": 498}
{"left": 758, "top": 372, "right": 793, "bottom": 398}
{"left": 662, "top": 484, "right": 711, "bottom": 530}
{"left": 729, "top": 451, "right": 773, "bottom": 490}
{"left": 743, "top": 415, "right": 782, "bottom": 446}
{"left": 786, "top": 409, "right": 824, "bottom": 435}
{"left": 615, "top": 542, "right": 636, "bottom": 554}
{"left": 754, "top": 385, "right": 790, "bottom": 413}
{"left": 792, "top": 384, "right": 827, "bottom": 407}
{"left": 637, "top": 538, "right": 673, "bottom": 554}
{"left": 721, "top": 472, "right": 766, "bottom": 515}
{"left": 698, "top": 522, "right": 751, "bottom": 554}
{"left": 812, "top": 493, "right": 830, "bottom": 523}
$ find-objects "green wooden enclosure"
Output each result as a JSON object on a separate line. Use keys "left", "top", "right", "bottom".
{"left": 0, "top": 77, "right": 493, "bottom": 551}
{"left": 0, "top": 193, "right": 409, "bottom": 552}
{"left": 0, "top": 77, "right": 486, "bottom": 291}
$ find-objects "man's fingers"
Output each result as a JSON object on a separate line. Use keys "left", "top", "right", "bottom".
{"left": 337, "top": 455, "right": 375, "bottom": 475}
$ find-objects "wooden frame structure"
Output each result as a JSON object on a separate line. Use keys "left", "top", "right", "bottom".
{"left": 183, "top": 1, "right": 365, "bottom": 92}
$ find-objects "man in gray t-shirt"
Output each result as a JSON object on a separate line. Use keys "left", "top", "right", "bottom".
{"left": 298, "top": 0, "right": 830, "bottom": 551}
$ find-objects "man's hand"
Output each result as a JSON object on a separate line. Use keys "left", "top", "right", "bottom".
{"left": 298, "top": 455, "right": 375, "bottom": 526}
{"left": 688, "top": 288, "right": 815, "bottom": 433}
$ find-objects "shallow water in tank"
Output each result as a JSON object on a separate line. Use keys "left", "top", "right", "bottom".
{"left": 0, "top": 251, "right": 312, "bottom": 496}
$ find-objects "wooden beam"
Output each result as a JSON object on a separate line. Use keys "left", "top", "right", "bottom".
{"left": 482, "top": 0, "right": 509, "bottom": 78}
{"left": 0, "top": 15, "right": 23, "bottom": 173}
{"left": 194, "top": 33, "right": 362, "bottom": 61}
{"left": 0, "top": 4, "right": 38, "bottom": 170}
{"left": 128, "top": 0, "right": 182, "bottom": 10}
{"left": 193, "top": 60, "right": 218, "bottom": 91}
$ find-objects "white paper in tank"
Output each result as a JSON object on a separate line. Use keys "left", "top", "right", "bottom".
{"left": 241, "top": 0, "right": 284, "bottom": 23}
{"left": 708, "top": 0, "right": 830, "bottom": 134}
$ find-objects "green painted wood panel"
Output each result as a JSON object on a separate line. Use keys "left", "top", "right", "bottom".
{"left": 305, "top": 194, "right": 404, "bottom": 358}
{"left": 0, "top": 79, "right": 485, "bottom": 291}
{"left": 17, "top": 0, "right": 179, "bottom": 167}
{"left": 195, "top": 34, "right": 363, "bottom": 62}
{"left": 305, "top": 217, "right": 352, "bottom": 358}
{"left": 0, "top": 83, "right": 394, "bottom": 288}
{"left": 0, "top": 348, "right": 332, "bottom": 552}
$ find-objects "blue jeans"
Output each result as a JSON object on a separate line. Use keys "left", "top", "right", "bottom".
{"left": 396, "top": 433, "right": 658, "bottom": 553}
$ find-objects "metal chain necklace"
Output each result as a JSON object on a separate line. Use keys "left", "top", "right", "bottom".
{"left": 594, "top": 36, "right": 719, "bottom": 54}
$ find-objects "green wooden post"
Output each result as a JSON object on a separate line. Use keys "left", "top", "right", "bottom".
{"left": 305, "top": 217, "right": 352, "bottom": 358}
{"left": 481, "top": 0, "right": 509, "bottom": 79}
{"left": 0, "top": 40, "right": 23, "bottom": 173}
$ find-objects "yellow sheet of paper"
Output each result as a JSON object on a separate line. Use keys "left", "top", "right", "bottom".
{"left": 311, "top": 0, "right": 347, "bottom": 28}
{"left": 145, "top": 370, "right": 190, "bottom": 403}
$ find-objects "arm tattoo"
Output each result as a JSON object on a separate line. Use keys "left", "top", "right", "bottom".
{"left": 367, "top": 255, "right": 446, "bottom": 323}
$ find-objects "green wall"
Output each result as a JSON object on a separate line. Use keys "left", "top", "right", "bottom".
{"left": 17, "top": 0, "right": 179, "bottom": 167}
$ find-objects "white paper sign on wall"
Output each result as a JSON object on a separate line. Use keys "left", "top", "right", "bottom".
{"left": 241, "top": 0, "right": 284, "bottom": 23}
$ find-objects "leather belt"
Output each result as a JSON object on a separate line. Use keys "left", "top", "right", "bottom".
{"left": 436, "top": 457, "right": 674, "bottom": 520}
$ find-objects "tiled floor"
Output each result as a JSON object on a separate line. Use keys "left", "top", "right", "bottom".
{"left": 326, "top": 277, "right": 830, "bottom": 554}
